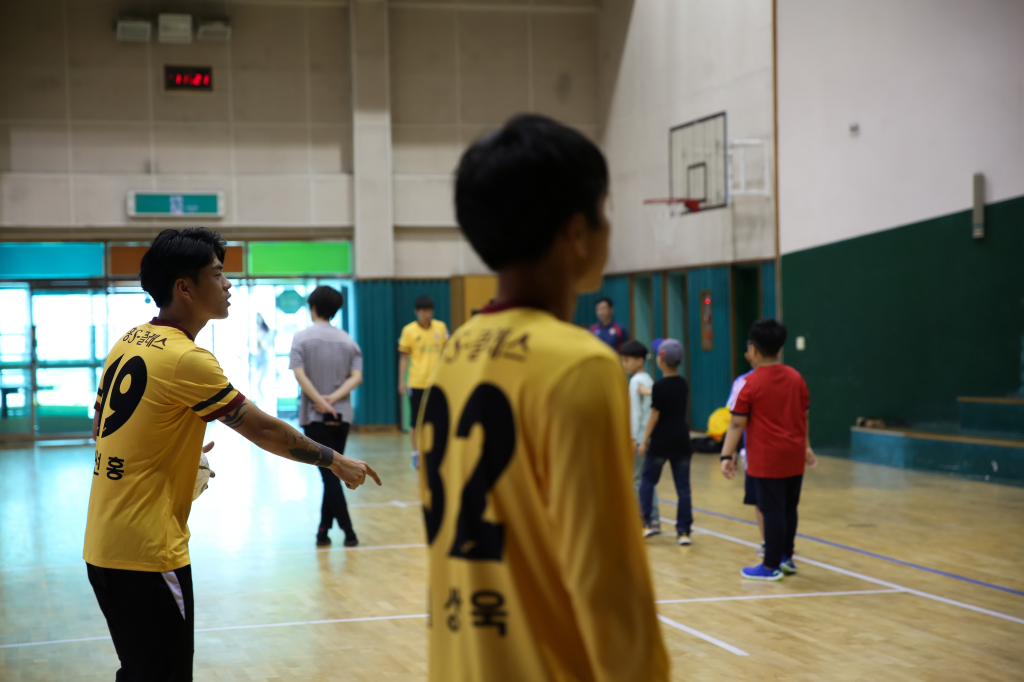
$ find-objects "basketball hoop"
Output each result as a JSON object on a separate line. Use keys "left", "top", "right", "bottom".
{"left": 643, "top": 197, "right": 703, "bottom": 214}
{"left": 642, "top": 198, "right": 700, "bottom": 250}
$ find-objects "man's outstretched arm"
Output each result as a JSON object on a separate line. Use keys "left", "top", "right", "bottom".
{"left": 217, "top": 399, "right": 381, "bottom": 489}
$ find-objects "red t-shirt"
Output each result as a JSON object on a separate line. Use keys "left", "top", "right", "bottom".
{"left": 731, "top": 364, "right": 810, "bottom": 478}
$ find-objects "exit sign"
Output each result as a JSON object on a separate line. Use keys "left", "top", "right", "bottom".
{"left": 127, "top": 191, "right": 225, "bottom": 218}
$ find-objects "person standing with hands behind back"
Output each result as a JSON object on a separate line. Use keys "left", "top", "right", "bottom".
{"left": 637, "top": 339, "right": 693, "bottom": 545}
{"left": 290, "top": 286, "right": 365, "bottom": 548}
{"left": 721, "top": 318, "right": 817, "bottom": 581}
{"left": 398, "top": 296, "right": 449, "bottom": 469}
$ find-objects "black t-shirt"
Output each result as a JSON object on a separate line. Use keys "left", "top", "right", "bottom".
{"left": 649, "top": 375, "right": 691, "bottom": 455}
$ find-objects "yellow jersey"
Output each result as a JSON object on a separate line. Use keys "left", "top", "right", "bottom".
{"left": 83, "top": 319, "right": 245, "bottom": 572}
{"left": 417, "top": 304, "right": 669, "bottom": 682}
{"left": 399, "top": 319, "right": 450, "bottom": 389}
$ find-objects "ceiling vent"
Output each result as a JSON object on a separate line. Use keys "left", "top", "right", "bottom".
{"left": 197, "top": 19, "right": 232, "bottom": 42}
{"left": 158, "top": 14, "right": 192, "bottom": 44}
{"left": 116, "top": 19, "right": 152, "bottom": 43}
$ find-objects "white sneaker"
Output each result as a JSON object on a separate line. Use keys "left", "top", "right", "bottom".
{"left": 643, "top": 525, "right": 661, "bottom": 538}
{"left": 677, "top": 534, "right": 691, "bottom": 546}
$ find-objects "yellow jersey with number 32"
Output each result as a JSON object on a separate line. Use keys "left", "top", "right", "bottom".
{"left": 83, "top": 319, "right": 245, "bottom": 573}
{"left": 418, "top": 304, "right": 669, "bottom": 682}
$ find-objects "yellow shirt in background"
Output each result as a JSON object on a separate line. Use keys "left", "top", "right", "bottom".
{"left": 83, "top": 319, "right": 245, "bottom": 572}
{"left": 417, "top": 306, "right": 669, "bottom": 682}
{"left": 399, "top": 319, "right": 450, "bottom": 389}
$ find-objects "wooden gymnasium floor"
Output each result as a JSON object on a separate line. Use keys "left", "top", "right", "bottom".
{"left": 2, "top": 426, "right": 1023, "bottom": 681}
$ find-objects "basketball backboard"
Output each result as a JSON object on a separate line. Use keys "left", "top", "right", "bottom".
{"left": 669, "top": 112, "right": 728, "bottom": 211}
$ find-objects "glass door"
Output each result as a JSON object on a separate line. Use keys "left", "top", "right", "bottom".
{"left": 0, "top": 285, "right": 32, "bottom": 440}
{"left": 31, "top": 286, "right": 107, "bottom": 438}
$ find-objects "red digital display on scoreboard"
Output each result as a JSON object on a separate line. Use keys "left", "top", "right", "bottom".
{"left": 165, "top": 66, "right": 213, "bottom": 91}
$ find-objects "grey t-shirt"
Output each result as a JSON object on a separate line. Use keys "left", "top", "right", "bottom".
{"left": 288, "top": 322, "right": 363, "bottom": 426}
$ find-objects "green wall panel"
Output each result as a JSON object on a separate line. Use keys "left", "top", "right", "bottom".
{"left": 354, "top": 280, "right": 396, "bottom": 426}
{"left": 687, "top": 266, "right": 732, "bottom": 429}
{"left": 249, "top": 241, "right": 351, "bottom": 277}
{"left": 761, "top": 260, "right": 777, "bottom": 319}
{"left": 0, "top": 243, "right": 104, "bottom": 279}
{"left": 782, "top": 195, "right": 1024, "bottom": 448}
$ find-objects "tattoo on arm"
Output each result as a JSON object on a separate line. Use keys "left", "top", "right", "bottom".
{"left": 286, "top": 431, "right": 334, "bottom": 467}
{"left": 220, "top": 403, "right": 248, "bottom": 429}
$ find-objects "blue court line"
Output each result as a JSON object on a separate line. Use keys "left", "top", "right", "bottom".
{"left": 658, "top": 498, "right": 1024, "bottom": 598}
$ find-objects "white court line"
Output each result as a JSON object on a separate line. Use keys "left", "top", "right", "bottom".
{"left": 0, "top": 614, "right": 428, "bottom": 650}
{"left": 684, "top": 521, "right": 1024, "bottom": 627}
{"left": 656, "top": 588, "right": 901, "bottom": 605}
{"left": 656, "top": 615, "right": 749, "bottom": 656}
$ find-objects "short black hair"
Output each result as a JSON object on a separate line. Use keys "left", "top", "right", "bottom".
{"left": 415, "top": 295, "right": 434, "bottom": 311}
{"left": 308, "top": 286, "right": 343, "bottom": 320}
{"left": 749, "top": 318, "right": 787, "bottom": 357}
{"left": 619, "top": 339, "right": 648, "bottom": 359}
{"left": 455, "top": 114, "right": 609, "bottom": 271}
{"left": 140, "top": 227, "right": 226, "bottom": 308}
{"left": 596, "top": 296, "right": 613, "bottom": 308}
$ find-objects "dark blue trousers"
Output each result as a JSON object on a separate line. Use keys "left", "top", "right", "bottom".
{"left": 639, "top": 451, "right": 693, "bottom": 534}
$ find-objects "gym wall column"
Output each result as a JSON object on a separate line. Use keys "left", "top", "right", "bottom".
{"left": 351, "top": 0, "right": 394, "bottom": 278}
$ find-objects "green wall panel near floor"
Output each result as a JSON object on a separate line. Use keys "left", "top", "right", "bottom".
{"left": 760, "top": 260, "right": 777, "bottom": 319}
{"left": 782, "top": 195, "right": 1024, "bottom": 448}
{"left": 354, "top": 280, "right": 396, "bottom": 426}
{"left": 687, "top": 266, "right": 733, "bottom": 430}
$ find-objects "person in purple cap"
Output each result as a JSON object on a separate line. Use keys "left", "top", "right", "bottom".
{"left": 637, "top": 338, "right": 693, "bottom": 544}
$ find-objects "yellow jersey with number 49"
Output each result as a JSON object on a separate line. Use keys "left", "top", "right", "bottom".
{"left": 83, "top": 319, "right": 245, "bottom": 573}
{"left": 417, "top": 304, "right": 669, "bottom": 682}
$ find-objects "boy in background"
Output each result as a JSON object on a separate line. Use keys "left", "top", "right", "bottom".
{"left": 721, "top": 318, "right": 817, "bottom": 581}
{"left": 637, "top": 339, "right": 693, "bottom": 545}
{"left": 619, "top": 340, "right": 658, "bottom": 525}
{"left": 398, "top": 295, "right": 449, "bottom": 469}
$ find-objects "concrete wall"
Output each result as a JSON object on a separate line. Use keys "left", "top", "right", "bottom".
{"left": 0, "top": 1, "right": 353, "bottom": 233}
{"left": 598, "top": 0, "right": 776, "bottom": 273}
{"left": 388, "top": 0, "right": 600, "bottom": 277}
{"left": 777, "top": 0, "right": 1024, "bottom": 255}
{"left": 0, "top": 0, "right": 601, "bottom": 279}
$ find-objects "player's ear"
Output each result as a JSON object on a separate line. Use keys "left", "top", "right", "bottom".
{"left": 563, "top": 212, "right": 591, "bottom": 259}
{"left": 173, "top": 277, "right": 194, "bottom": 304}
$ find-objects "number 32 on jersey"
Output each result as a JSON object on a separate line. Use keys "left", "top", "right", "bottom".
{"left": 420, "top": 383, "right": 516, "bottom": 561}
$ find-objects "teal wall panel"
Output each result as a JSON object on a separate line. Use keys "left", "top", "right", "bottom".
{"left": 665, "top": 272, "right": 687, "bottom": 364}
{"left": 632, "top": 275, "right": 654, "bottom": 374}
{"left": 688, "top": 266, "right": 732, "bottom": 429}
{"left": 0, "top": 243, "right": 104, "bottom": 279}
{"left": 782, "top": 194, "right": 1024, "bottom": 448}
{"left": 760, "top": 260, "right": 777, "bottom": 319}
{"left": 354, "top": 280, "right": 396, "bottom": 426}
{"left": 652, "top": 273, "right": 664, "bottom": 339}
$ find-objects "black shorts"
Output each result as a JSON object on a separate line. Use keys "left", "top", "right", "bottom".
{"left": 409, "top": 388, "right": 426, "bottom": 424}
{"left": 743, "top": 470, "right": 758, "bottom": 506}
{"left": 87, "top": 562, "right": 194, "bottom": 681}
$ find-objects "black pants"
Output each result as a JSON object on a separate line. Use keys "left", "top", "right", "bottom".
{"left": 87, "top": 562, "right": 194, "bottom": 681}
{"left": 752, "top": 474, "right": 804, "bottom": 569}
{"left": 304, "top": 420, "right": 353, "bottom": 533}
{"left": 639, "top": 450, "right": 693, "bottom": 534}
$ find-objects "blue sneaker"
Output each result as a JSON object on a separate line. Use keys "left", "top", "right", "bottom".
{"left": 741, "top": 563, "right": 784, "bottom": 581}
{"left": 779, "top": 556, "right": 797, "bottom": 575}
{"left": 411, "top": 451, "right": 420, "bottom": 470}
